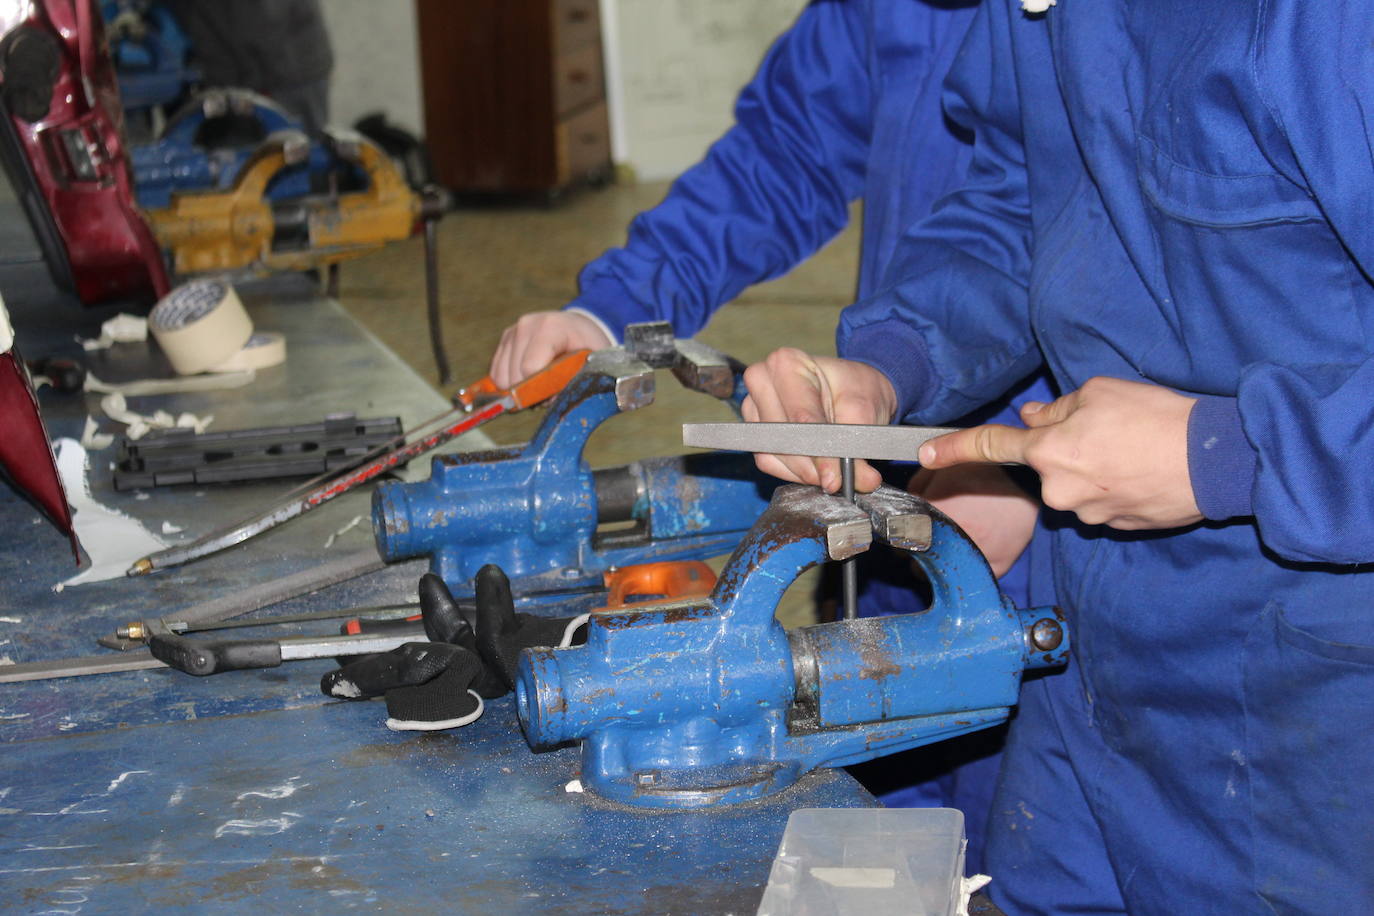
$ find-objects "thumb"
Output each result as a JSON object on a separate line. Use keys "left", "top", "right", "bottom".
{"left": 1021, "top": 389, "right": 1079, "bottom": 428}
{"left": 918, "top": 424, "right": 1031, "bottom": 468}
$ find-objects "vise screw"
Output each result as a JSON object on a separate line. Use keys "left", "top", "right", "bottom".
{"left": 515, "top": 484, "right": 1069, "bottom": 808}
{"left": 372, "top": 324, "right": 776, "bottom": 607}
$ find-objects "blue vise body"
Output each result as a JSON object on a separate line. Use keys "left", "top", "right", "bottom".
{"left": 372, "top": 329, "right": 775, "bottom": 607}
{"left": 515, "top": 484, "right": 1069, "bottom": 808}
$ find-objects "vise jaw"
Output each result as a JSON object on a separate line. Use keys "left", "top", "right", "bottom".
{"left": 371, "top": 323, "right": 769, "bottom": 608}
{"left": 515, "top": 484, "right": 1069, "bottom": 808}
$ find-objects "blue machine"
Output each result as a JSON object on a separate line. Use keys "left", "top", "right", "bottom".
{"left": 103, "top": 0, "right": 196, "bottom": 112}
{"left": 372, "top": 325, "right": 777, "bottom": 608}
{"left": 129, "top": 90, "right": 359, "bottom": 209}
{"left": 515, "top": 483, "right": 1069, "bottom": 808}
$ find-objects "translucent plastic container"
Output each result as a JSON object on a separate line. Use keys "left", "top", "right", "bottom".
{"left": 756, "top": 807, "right": 966, "bottom": 916}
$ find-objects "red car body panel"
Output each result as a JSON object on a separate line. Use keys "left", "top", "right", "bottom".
{"left": 0, "top": 0, "right": 168, "bottom": 305}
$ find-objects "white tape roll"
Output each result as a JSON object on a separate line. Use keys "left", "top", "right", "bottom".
{"left": 148, "top": 280, "right": 253, "bottom": 375}
{"left": 210, "top": 331, "right": 287, "bottom": 372}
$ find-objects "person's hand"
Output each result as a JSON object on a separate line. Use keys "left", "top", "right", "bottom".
{"left": 918, "top": 377, "right": 1201, "bottom": 530}
{"left": 490, "top": 311, "right": 613, "bottom": 389}
{"left": 741, "top": 348, "right": 898, "bottom": 493}
{"left": 908, "top": 465, "right": 1039, "bottom": 577}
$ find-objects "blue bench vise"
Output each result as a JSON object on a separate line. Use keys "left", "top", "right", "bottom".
{"left": 130, "top": 90, "right": 361, "bottom": 209}
{"left": 371, "top": 324, "right": 777, "bottom": 609}
{"left": 514, "top": 483, "right": 1070, "bottom": 808}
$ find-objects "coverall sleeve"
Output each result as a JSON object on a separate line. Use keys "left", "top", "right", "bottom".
{"left": 566, "top": 1, "right": 875, "bottom": 341}
{"left": 1184, "top": 0, "right": 1374, "bottom": 564}
{"left": 837, "top": 1, "right": 1040, "bottom": 424}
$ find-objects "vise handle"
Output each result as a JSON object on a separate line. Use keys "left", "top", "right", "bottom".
{"left": 454, "top": 349, "right": 591, "bottom": 412}
{"left": 603, "top": 561, "right": 716, "bottom": 609}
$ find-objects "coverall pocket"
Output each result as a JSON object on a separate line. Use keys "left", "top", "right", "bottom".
{"left": 1136, "top": 136, "right": 1322, "bottom": 228}
{"left": 1242, "top": 601, "right": 1374, "bottom": 913}
{"left": 1135, "top": 137, "right": 1369, "bottom": 375}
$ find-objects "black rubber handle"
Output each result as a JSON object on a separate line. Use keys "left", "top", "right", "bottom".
{"left": 149, "top": 632, "right": 283, "bottom": 676}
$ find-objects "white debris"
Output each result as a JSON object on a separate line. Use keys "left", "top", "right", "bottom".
{"left": 323, "top": 515, "right": 365, "bottom": 549}
{"left": 52, "top": 439, "right": 167, "bottom": 588}
{"left": 564, "top": 779, "right": 585, "bottom": 794}
{"left": 78, "top": 313, "right": 147, "bottom": 351}
{"left": 79, "top": 415, "right": 114, "bottom": 450}
{"left": 100, "top": 392, "right": 212, "bottom": 440}
{"left": 161, "top": 521, "right": 184, "bottom": 535}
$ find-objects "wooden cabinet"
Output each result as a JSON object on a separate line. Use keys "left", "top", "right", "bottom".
{"left": 415, "top": 0, "right": 612, "bottom": 196}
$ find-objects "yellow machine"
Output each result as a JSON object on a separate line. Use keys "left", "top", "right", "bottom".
{"left": 142, "top": 130, "right": 454, "bottom": 382}
{"left": 143, "top": 131, "right": 445, "bottom": 275}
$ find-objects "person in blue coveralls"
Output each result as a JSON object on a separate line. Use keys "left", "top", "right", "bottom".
{"left": 487, "top": 0, "right": 1052, "bottom": 876}
{"left": 742, "top": 0, "right": 1374, "bottom": 912}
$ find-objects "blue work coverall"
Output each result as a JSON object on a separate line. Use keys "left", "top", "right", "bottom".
{"left": 560, "top": 0, "right": 1049, "bottom": 874}
{"left": 841, "top": 0, "right": 1374, "bottom": 911}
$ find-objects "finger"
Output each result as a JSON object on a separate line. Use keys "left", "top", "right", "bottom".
{"left": 1021, "top": 389, "right": 1079, "bottom": 428}
{"left": 743, "top": 353, "right": 830, "bottom": 485}
{"left": 755, "top": 451, "right": 818, "bottom": 487}
{"left": 490, "top": 327, "right": 516, "bottom": 387}
{"left": 853, "top": 458, "right": 882, "bottom": 493}
{"left": 919, "top": 424, "right": 1032, "bottom": 468}
{"left": 496, "top": 327, "right": 526, "bottom": 390}
{"left": 518, "top": 336, "right": 561, "bottom": 383}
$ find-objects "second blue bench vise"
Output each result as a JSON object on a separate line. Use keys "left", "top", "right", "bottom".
{"left": 371, "top": 324, "right": 777, "bottom": 609}
{"left": 514, "top": 483, "right": 1070, "bottom": 808}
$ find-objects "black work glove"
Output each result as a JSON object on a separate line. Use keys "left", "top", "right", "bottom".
{"left": 322, "top": 641, "right": 487, "bottom": 730}
{"left": 320, "top": 573, "right": 505, "bottom": 730}
{"left": 473, "top": 563, "right": 589, "bottom": 690}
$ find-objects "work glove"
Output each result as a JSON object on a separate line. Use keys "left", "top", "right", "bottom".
{"left": 321, "top": 569, "right": 589, "bottom": 730}
{"left": 472, "top": 563, "right": 589, "bottom": 690}
{"left": 321, "top": 572, "right": 506, "bottom": 730}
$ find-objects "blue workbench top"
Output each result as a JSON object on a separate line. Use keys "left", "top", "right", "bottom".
{"left": 0, "top": 274, "right": 875, "bottom": 913}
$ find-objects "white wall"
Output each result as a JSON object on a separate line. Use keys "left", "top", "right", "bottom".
{"left": 603, "top": 0, "right": 806, "bottom": 181}
{"left": 320, "top": 0, "right": 424, "bottom": 135}
{"left": 321, "top": 0, "right": 803, "bottom": 179}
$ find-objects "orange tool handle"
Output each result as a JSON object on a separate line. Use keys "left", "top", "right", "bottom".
{"left": 454, "top": 349, "right": 592, "bottom": 411}
{"left": 601, "top": 561, "right": 717, "bottom": 610}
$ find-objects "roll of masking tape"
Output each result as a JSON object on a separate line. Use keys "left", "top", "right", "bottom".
{"left": 209, "top": 331, "right": 287, "bottom": 372}
{"left": 148, "top": 279, "right": 253, "bottom": 375}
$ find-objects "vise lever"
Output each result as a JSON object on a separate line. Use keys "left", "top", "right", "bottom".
{"left": 371, "top": 323, "right": 777, "bottom": 609}
{"left": 514, "top": 484, "right": 1069, "bottom": 808}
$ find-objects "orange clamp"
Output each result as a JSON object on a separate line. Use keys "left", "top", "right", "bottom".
{"left": 454, "top": 349, "right": 592, "bottom": 412}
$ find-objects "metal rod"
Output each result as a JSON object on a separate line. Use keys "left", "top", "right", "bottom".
{"left": 841, "top": 457, "right": 858, "bottom": 621}
{"left": 424, "top": 217, "right": 453, "bottom": 385}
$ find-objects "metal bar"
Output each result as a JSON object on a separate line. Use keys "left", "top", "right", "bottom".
{"left": 682, "top": 422, "right": 961, "bottom": 461}
{"left": 841, "top": 457, "right": 858, "bottom": 621}
{"left": 424, "top": 217, "right": 453, "bottom": 385}
{"left": 0, "top": 651, "right": 165, "bottom": 683}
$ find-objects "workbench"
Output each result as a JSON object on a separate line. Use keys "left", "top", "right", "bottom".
{"left": 0, "top": 273, "right": 879, "bottom": 913}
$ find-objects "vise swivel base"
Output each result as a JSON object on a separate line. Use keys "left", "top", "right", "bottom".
{"left": 371, "top": 323, "right": 776, "bottom": 610}
{"left": 515, "top": 484, "right": 1070, "bottom": 809}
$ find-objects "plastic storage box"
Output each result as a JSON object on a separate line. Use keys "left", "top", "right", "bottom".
{"left": 756, "top": 807, "right": 966, "bottom": 916}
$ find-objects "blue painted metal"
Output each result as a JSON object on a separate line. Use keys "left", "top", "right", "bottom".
{"left": 129, "top": 92, "right": 360, "bottom": 210}
{"left": 103, "top": 1, "right": 196, "bottom": 111}
{"left": 372, "top": 342, "right": 778, "bottom": 609}
{"left": 515, "top": 484, "right": 1070, "bottom": 808}
{"left": 0, "top": 279, "right": 879, "bottom": 912}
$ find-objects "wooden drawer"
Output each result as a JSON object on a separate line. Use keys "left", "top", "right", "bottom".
{"left": 554, "top": 43, "right": 604, "bottom": 118}
{"left": 556, "top": 99, "right": 610, "bottom": 185}
{"left": 553, "top": 0, "right": 600, "bottom": 56}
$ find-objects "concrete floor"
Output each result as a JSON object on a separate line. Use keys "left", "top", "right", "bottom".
{"left": 334, "top": 180, "right": 864, "bottom": 625}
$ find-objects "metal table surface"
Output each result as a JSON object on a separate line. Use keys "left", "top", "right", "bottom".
{"left": 0, "top": 272, "right": 877, "bottom": 914}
